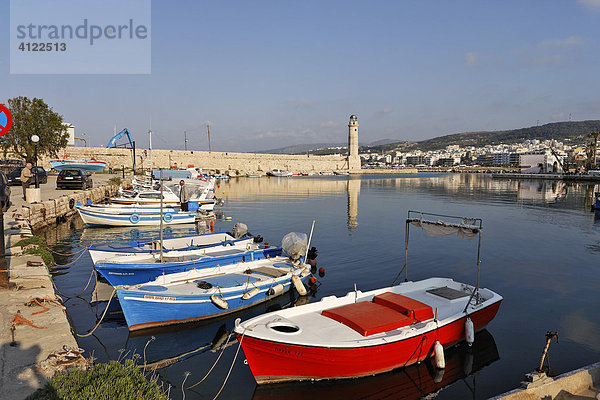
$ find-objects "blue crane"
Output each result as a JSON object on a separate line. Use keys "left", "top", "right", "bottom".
{"left": 106, "top": 128, "right": 134, "bottom": 148}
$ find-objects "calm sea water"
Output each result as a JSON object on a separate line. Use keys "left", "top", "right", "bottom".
{"left": 43, "top": 173, "right": 600, "bottom": 400}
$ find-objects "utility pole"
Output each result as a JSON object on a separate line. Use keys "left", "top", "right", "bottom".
{"left": 184, "top": 131, "right": 188, "bottom": 151}
{"left": 207, "top": 123, "right": 211, "bottom": 153}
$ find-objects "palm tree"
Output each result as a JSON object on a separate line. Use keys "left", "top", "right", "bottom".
{"left": 588, "top": 131, "right": 600, "bottom": 170}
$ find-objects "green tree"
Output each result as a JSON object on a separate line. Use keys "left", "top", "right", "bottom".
{"left": 1, "top": 97, "right": 69, "bottom": 162}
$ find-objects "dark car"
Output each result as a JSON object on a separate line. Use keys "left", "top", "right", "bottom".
{"left": 7, "top": 166, "right": 48, "bottom": 185}
{"left": 57, "top": 169, "right": 93, "bottom": 190}
{"left": 0, "top": 172, "right": 11, "bottom": 212}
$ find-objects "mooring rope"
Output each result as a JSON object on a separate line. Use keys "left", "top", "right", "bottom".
{"left": 211, "top": 331, "right": 245, "bottom": 400}
{"left": 185, "top": 333, "right": 233, "bottom": 390}
{"left": 53, "top": 249, "right": 89, "bottom": 268}
{"left": 51, "top": 268, "right": 96, "bottom": 299}
{"left": 49, "top": 246, "right": 90, "bottom": 257}
{"left": 75, "top": 289, "right": 116, "bottom": 338}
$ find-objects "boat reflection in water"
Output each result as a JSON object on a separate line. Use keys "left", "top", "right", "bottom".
{"left": 123, "top": 291, "right": 311, "bottom": 370}
{"left": 252, "top": 330, "right": 499, "bottom": 400}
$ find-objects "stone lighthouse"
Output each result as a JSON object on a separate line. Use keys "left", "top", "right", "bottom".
{"left": 348, "top": 114, "right": 361, "bottom": 173}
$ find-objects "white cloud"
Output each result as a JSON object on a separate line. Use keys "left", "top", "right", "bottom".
{"left": 320, "top": 120, "right": 338, "bottom": 128}
{"left": 530, "top": 54, "right": 563, "bottom": 65}
{"left": 578, "top": 0, "right": 600, "bottom": 8}
{"left": 286, "top": 98, "right": 313, "bottom": 109}
{"left": 539, "top": 36, "right": 584, "bottom": 48}
{"left": 464, "top": 52, "right": 479, "bottom": 66}
{"left": 377, "top": 108, "right": 393, "bottom": 115}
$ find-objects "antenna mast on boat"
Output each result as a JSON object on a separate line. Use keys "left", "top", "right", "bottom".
{"left": 159, "top": 168, "right": 164, "bottom": 263}
{"left": 397, "top": 211, "right": 483, "bottom": 313}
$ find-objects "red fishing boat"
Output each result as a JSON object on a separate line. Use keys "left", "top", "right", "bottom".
{"left": 234, "top": 211, "right": 502, "bottom": 384}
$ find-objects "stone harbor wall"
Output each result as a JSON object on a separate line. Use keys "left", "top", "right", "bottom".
{"left": 37, "top": 147, "right": 349, "bottom": 175}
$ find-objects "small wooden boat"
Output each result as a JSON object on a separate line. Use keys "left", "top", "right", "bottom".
{"left": 95, "top": 246, "right": 281, "bottom": 286}
{"left": 116, "top": 256, "right": 312, "bottom": 331}
{"left": 267, "top": 169, "right": 292, "bottom": 177}
{"left": 234, "top": 211, "right": 502, "bottom": 384}
{"left": 77, "top": 206, "right": 197, "bottom": 227}
{"left": 88, "top": 231, "right": 256, "bottom": 264}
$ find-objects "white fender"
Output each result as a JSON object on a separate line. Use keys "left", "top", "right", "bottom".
{"left": 465, "top": 317, "right": 474, "bottom": 346}
{"left": 242, "top": 287, "right": 259, "bottom": 300}
{"left": 268, "top": 284, "right": 284, "bottom": 296}
{"left": 299, "top": 267, "right": 310, "bottom": 278}
{"left": 292, "top": 275, "right": 307, "bottom": 296}
{"left": 434, "top": 340, "right": 445, "bottom": 369}
{"left": 211, "top": 294, "right": 229, "bottom": 309}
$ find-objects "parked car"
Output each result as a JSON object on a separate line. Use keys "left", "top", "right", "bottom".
{"left": 57, "top": 169, "right": 93, "bottom": 190}
{"left": 7, "top": 166, "right": 48, "bottom": 185}
{"left": 0, "top": 172, "right": 11, "bottom": 212}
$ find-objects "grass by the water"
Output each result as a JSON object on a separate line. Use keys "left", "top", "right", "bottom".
{"left": 26, "top": 359, "right": 168, "bottom": 400}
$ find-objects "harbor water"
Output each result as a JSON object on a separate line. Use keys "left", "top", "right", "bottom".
{"left": 42, "top": 173, "right": 600, "bottom": 399}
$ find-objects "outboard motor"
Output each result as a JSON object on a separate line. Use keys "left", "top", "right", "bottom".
{"left": 253, "top": 235, "right": 264, "bottom": 243}
{"left": 307, "top": 246, "right": 318, "bottom": 268}
{"left": 231, "top": 222, "right": 248, "bottom": 239}
{"left": 281, "top": 232, "right": 308, "bottom": 262}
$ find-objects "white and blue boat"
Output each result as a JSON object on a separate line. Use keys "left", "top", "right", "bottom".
{"left": 76, "top": 205, "right": 197, "bottom": 227}
{"left": 95, "top": 246, "right": 282, "bottom": 286}
{"left": 117, "top": 256, "right": 311, "bottom": 331}
{"left": 88, "top": 229, "right": 259, "bottom": 264}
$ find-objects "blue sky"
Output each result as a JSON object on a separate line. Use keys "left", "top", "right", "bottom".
{"left": 2, "top": 0, "right": 600, "bottom": 151}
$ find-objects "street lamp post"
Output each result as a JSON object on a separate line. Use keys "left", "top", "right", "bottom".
{"left": 31, "top": 135, "right": 39, "bottom": 188}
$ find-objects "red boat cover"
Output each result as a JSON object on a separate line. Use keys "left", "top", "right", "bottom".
{"left": 322, "top": 302, "right": 413, "bottom": 336}
{"left": 321, "top": 292, "right": 434, "bottom": 337}
{"left": 373, "top": 292, "right": 434, "bottom": 322}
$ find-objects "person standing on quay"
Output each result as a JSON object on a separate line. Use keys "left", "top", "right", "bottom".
{"left": 20, "top": 163, "right": 33, "bottom": 200}
{"left": 179, "top": 180, "right": 189, "bottom": 211}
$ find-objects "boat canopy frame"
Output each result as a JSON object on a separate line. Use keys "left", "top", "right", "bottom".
{"left": 393, "top": 210, "right": 483, "bottom": 314}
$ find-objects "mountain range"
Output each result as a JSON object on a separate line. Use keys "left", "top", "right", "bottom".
{"left": 255, "top": 121, "right": 600, "bottom": 155}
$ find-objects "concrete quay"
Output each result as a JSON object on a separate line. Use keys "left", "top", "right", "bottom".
{"left": 0, "top": 176, "right": 132, "bottom": 399}
{"left": 10, "top": 174, "right": 130, "bottom": 230}
{"left": 490, "top": 362, "right": 600, "bottom": 399}
{"left": 491, "top": 172, "right": 600, "bottom": 182}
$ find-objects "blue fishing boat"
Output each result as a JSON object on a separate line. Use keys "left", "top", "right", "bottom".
{"left": 116, "top": 256, "right": 312, "bottom": 331}
{"left": 95, "top": 247, "right": 282, "bottom": 286}
{"left": 49, "top": 158, "right": 107, "bottom": 172}
{"left": 88, "top": 231, "right": 257, "bottom": 264}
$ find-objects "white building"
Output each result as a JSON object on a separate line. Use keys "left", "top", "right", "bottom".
{"left": 64, "top": 123, "right": 75, "bottom": 146}
{"left": 520, "top": 152, "right": 563, "bottom": 173}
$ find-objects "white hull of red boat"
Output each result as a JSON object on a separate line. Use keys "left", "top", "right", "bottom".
{"left": 235, "top": 277, "right": 502, "bottom": 384}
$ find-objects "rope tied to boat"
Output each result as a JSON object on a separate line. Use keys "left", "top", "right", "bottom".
{"left": 51, "top": 268, "right": 97, "bottom": 299}
{"left": 75, "top": 288, "right": 116, "bottom": 338}
{"left": 185, "top": 333, "right": 233, "bottom": 390}
{"left": 53, "top": 249, "right": 89, "bottom": 267}
{"left": 49, "top": 246, "right": 91, "bottom": 257}
{"left": 211, "top": 330, "right": 245, "bottom": 400}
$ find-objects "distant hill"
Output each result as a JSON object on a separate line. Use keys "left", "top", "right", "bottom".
{"left": 367, "top": 120, "right": 600, "bottom": 153}
{"left": 255, "top": 143, "right": 344, "bottom": 154}
{"left": 256, "top": 139, "right": 398, "bottom": 155}
{"left": 254, "top": 121, "right": 600, "bottom": 155}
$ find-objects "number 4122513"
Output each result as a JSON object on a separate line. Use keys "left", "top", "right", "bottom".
{"left": 18, "top": 42, "right": 67, "bottom": 52}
